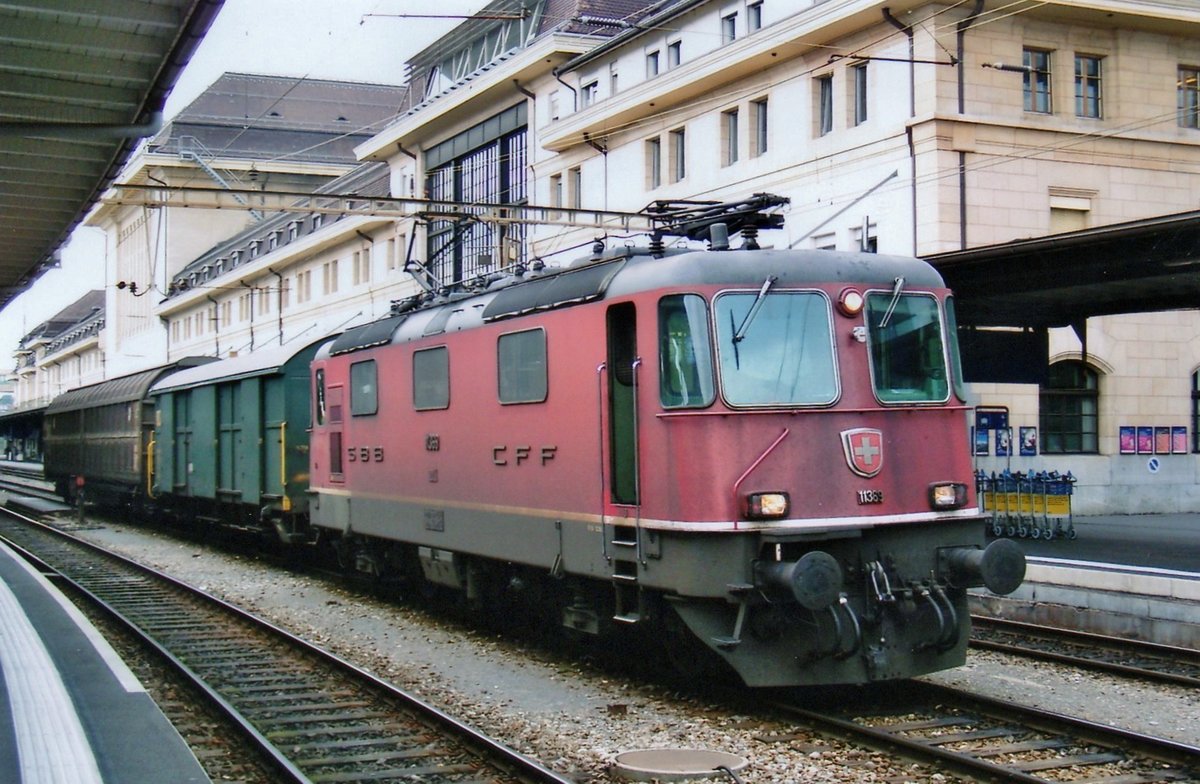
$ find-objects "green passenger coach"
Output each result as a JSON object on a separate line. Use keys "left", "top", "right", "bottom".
{"left": 148, "top": 340, "right": 323, "bottom": 542}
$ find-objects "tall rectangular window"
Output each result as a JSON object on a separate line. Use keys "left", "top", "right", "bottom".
{"left": 296, "top": 270, "right": 312, "bottom": 304}
{"left": 569, "top": 167, "right": 582, "bottom": 208}
{"left": 751, "top": 98, "right": 768, "bottom": 156}
{"left": 610, "top": 63, "right": 619, "bottom": 95}
{"left": 1075, "top": 55, "right": 1102, "bottom": 118}
{"left": 721, "top": 12, "right": 737, "bottom": 44}
{"left": 1178, "top": 66, "right": 1199, "bottom": 128}
{"left": 323, "top": 259, "right": 339, "bottom": 294}
{"left": 722, "top": 108, "right": 739, "bottom": 166}
{"left": 353, "top": 248, "right": 372, "bottom": 285}
{"left": 816, "top": 75, "right": 833, "bottom": 136}
{"left": 387, "top": 237, "right": 399, "bottom": 271}
{"left": 1023, "top": 48, "right": 1052, "bottom": 113}
{"left": 667, "top": 40, "right": 681, "bottom": 69}
{"left": 646, "top": 50, "right": 660, "bottom": 78}
{"left": 669, "top": 127, "right": 686, "bottom": 183}
{"left": 549, "top": 173, "right": 563, "bottom": 216}
{"left": 646, "top": 137, "right": 662, "bottom": 189}
{"left": 748, "top": 2, "right": 763, "bottom": 31}
{"left": 853, "top": 62, "right": 868, "bottom": 125}
{"left": 581, "top": 80, "right": 598, "bottom": 108}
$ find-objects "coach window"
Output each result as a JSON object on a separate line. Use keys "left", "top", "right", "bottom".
{"left": 498, "top": 329, "right": 547, "bottom": 404}
{"left": 315, "top": 368, "right": 326, "bottom": 425}
{"left": 350, "top": 360, "right": 378, "bottom": 416}
{"left": 414, "top": 346, "right": 450, "bottom": 410}
{"left": 865, "top": 291, "right": 949, "bottom": 403}
{"left": 659, "top": 295, "right": 715, "bottom": 408}
{"left": 1040, "top": 360, "right": 1098, "bottom": 454}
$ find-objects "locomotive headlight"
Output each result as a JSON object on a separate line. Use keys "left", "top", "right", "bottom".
{"left": 837, "top": 288, "right": 864, "bottom": 317}
{"left": 928, "top": 482, "right": 968, "bottom": 510}
{"left": 746, "top": 492, "right": 790, "bottom": 519}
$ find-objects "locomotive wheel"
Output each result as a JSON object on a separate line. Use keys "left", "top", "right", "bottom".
{"left": 660, "top": 605, "right": 727, "bottom": 685}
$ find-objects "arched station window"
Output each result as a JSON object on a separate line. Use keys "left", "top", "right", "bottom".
{"left": 1040, "top": 360, "right": 1099, "bottom": 454}
{"left": 1192, "top": 370, "right": 1200, "bottom": 453}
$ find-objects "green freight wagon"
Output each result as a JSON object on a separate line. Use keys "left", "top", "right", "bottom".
{"left": 149, "top": 340, "right": 323, "bottom": 542}
{"left": 43, "top": 358, "right": 214, "bottom": 507}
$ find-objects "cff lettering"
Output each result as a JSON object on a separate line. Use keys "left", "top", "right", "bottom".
{"left": 493, "top": 445, "right": 558, "bottom": 466}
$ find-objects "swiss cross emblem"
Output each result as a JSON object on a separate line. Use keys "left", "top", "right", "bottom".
{"left": 841, "top": 428, "right": 884, "bottom": 477}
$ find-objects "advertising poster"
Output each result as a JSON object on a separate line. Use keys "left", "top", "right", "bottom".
{"left": 1019, "top": 427, "right": 1037, "bottom": 456}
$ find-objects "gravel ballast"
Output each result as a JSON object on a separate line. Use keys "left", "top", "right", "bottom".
{"left": 67, "top": 521, "right": 1200, "bottom": 783}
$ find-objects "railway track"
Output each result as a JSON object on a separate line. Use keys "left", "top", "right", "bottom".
{"left": 0, "top": 509, "right": 574, "bottom": 784}
{"left": 773, "top": 680, "right": 1200, "bottom": 783}
{"left": 972, "top": 615, "right": 1200, "bottom": 688}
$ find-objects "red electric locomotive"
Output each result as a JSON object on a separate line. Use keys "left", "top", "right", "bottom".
{"left": 308, "top": 197, "right": 1023, "bottom": 687}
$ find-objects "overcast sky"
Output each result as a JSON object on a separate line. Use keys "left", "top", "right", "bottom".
{"left": 2, "top": 0, "right": 486, "bottom": 361}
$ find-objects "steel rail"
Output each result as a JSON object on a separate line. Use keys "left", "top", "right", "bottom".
{"left": 0, "top": 508, "right": 576, "bottom": 784}
{"left": 971, "top": 614, "right": 1200, "bottom": 688}
{"left": 773, "top": 680, "right": 1200, "bottom": 783}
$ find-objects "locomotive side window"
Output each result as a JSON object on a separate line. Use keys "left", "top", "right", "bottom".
{"left": 315, "top": 369, "right": 326, "bottom": 425}
{"left": 944, "top": 296, "right": 967, "bottom": 402}
{"left": 714, "top": 290, "right": 837, "bottom": 407}
{"left": 350, "top": 360, "right": 378, "bottom": 416}
{"left": 658, "top": 294, "right": 715, "bottom": 408}
{"left": 413, "top": 346, "right": 450, "bottom": 410}
{"left": 498, "top": 329, "right": 547, "bottom": 404}
{"left": 865, "top": 291, "right": 950, "bottom": 403}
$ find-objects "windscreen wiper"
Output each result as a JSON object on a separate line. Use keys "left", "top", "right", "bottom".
{"left": 733, "top": 276, "right": 778, "bottom": 344}
{"left": 878, "top": 276, "right": 905, "bottom": 328}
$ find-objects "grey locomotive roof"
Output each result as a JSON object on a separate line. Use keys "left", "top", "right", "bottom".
{"left": 319, "top": 246, "right": 947, "bottom": 358}
{"left": 150, "top": 340, "right": 324, "bottom": 394}
{"left": 47, "top": 357, "right": 215, "bottom": 415}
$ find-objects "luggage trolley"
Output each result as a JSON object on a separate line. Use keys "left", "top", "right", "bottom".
{"left": 977, "top": 469, "right": 1076, "bottom": 540}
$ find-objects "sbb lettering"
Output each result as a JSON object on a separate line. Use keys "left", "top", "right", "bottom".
{"left": 346, "top": 446, "right": 384, "bottom": 463}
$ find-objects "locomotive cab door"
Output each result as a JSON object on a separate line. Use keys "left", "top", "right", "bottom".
{"left": 606, "top": 303, "right": 639, "bottom": 506}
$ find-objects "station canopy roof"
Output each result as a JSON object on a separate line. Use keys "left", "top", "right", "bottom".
{"left": 928, "top": 209, "right": 1200, "bottom": 329}
{"left": 0, "top": 0, "right": 224, "bottom": 309}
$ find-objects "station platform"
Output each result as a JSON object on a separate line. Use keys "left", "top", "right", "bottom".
{"left": 973, "top": 513, "right": 1200, "bottom": 649}
{"left": 0, "top": 541, "right": 210, "bottom": 783}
